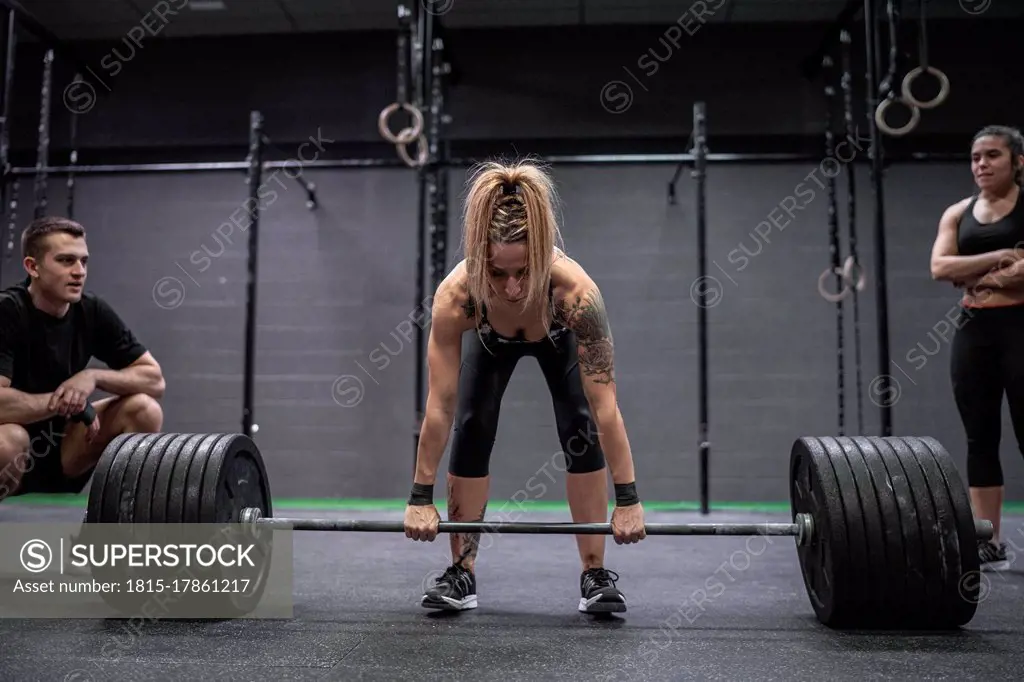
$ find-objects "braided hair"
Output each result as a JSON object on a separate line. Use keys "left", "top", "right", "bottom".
{"left": 461, "top": 159, "right": 564, "bottom": 330}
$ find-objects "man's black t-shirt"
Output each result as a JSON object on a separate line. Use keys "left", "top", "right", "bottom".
{"left": 0, "top": 279, "right": 147, "bottom": 397}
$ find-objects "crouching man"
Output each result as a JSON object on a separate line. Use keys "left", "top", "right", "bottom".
{"left": 0, "top": 217, "right": 164, "bottom": 499}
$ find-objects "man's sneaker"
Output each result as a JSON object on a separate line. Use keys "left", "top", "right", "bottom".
{"left": 421, "top": 565, "right": 477, "bottom": 611}
{"left": 979, "top": 539, "right": 1010, "bottom": 572}
{"left": 579, "top": 568, "right": 626, "bottom": 613}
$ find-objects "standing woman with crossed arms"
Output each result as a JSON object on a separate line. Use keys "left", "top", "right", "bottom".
{"left": 930, "top": 125, "right": 1024, "bottom": 571}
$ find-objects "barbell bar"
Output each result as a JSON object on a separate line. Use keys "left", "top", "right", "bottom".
{"left": 83, "top": 431, "right": 994, "bottom": 630}
{"left": 237, "top": 508, "right": 825, "bottom": 544}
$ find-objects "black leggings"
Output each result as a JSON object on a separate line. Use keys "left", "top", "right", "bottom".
{"left": 448, "top": 329, "right": 606, "bottom": 477}
{"left": 951, "top": 304, "right": 1024, "bottom": 487}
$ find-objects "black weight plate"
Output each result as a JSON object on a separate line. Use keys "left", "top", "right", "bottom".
{"left": 922, "top": 437, "right": 981, "bottom": 626}
{"left": 905, "top": 436, "right": 967, "bottom": 628}
{"left": 885, "top": 437, "right": 944, "bottom": 626}
{"left": 86, "top": 433, "right": 137, "bottom": 523}
{"left": 150, "top": 434, "right": 207, "bottom": 523}
{"left": 183, "top": 434, "right": 233, "bottom": 523}
{"left": 835, "top": 437, "right": 892, "bottom": 624}
{"left": 116, "top": 434, "right": 175, "bottom": 523}
{"left": 102, "top": 433, "right": 161, "bottom": 524}
{"left": 871, "top": 437, "right": 928, "bottom": 628}
{"left": 819, "top": 437, "right": 872, "bottom": 627}
{"left": 139, "top": 433, "right": 192, "bottom": 523}
{"left": 838, "top": 437, "right": 895, "bottom": 626}
{"left": 851, "top": 437, "right": 909, "bottom": 627}
{"left": 96, "top": 433, "right": 151, "bottom": 523}
{"left": 201, "top": 433, "right": 275, "bottom": 617}
{"left": 200, "top": 433, "right": 273, "bottom": 524}
{"left": 85, "top": 434, "right": 159, "bottom": 614}
{"left": 164, "top": 433, "right": 222, "bottom": 524}
{"left": 132, "top": 433, "right": 182, "bottom": 523}
{"left": 790, "top": 437, "right": 853, "bottom": 627}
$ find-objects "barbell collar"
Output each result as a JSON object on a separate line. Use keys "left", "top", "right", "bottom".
{"left": 240, "top": 507, "right": 263, "bottom": 526}
{"left": 796, "top": 512, "right": 813, "bottom": 547}
{"left": 976, "top": 518, "right": 994, "bottom": 541}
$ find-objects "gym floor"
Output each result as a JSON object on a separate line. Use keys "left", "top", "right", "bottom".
{"left": 2, "top": 503, "right": 1023, "bottom": 681}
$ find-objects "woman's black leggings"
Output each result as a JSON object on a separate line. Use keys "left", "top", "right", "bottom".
{"left": 951, "top": 304, "right": 1024, "bottom": 487}
{"left": 448, "top": 328, "right": 606, "bottom": 477}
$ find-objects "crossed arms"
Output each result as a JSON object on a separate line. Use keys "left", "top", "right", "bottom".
{"left": 930, "top": 200, "right": 1024, "bottom": 290}
{"left": 0, "top": 352, "right": 164, "bottom": 425}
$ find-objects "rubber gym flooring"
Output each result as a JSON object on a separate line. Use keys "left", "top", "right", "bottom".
{"left": 2, "top": 502, "right": 1023, "bottom": 681}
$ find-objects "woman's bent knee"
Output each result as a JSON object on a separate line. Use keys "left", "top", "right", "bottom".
{"left": 557, "top": 411, "right": 606, "bottom": 474}
{"left": 449, "top": 411, "right": 497, "bottom": 477}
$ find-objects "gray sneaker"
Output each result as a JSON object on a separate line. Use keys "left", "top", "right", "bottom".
{"left": 421, "top": 564, "right": 478, "bottom": 611}
{"left": 979, "top": 539, "right": 1010, "bottom": 572}
{"left": 579, "top": 568, "right": 627, "bottom": 613}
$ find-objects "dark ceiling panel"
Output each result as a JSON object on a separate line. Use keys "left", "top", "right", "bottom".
{"left": 6, "top": 0, "right": 1021, "bottom": 40}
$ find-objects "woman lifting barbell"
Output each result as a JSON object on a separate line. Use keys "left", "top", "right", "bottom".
{"left": 929, "top": 125, "right": 1024, "bottom": 572}
{"left": 403, "top": 160, "right": 647, "bottom": 614}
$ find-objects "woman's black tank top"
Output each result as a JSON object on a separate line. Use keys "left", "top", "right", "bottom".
{"left": 957, "top": 189, "right": 1024, "bottom": 256}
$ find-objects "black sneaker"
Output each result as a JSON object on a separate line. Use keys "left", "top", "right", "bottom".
{"left": 979, "top": 539, "right": 1010, "bottom": 572}
{"left": 579, "top": 568, "right": 626, "bottom": 613}
{"left": 421, "top": 565, "right": 477, "bottom": 611}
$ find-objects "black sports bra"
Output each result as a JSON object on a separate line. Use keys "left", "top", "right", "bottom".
{"left": 476, "top": 283, "right": 567, "bottom": 345}
{"left": 957, "top": 190, "right": 1024, "bottom": 256}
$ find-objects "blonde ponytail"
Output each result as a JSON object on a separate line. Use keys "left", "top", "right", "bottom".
{"left": 461, "top": 159, "right": 564, "bottom": 328}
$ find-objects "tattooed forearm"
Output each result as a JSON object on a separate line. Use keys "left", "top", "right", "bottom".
{"left": 556, "top": 288, "right": 615, "bottom": 384}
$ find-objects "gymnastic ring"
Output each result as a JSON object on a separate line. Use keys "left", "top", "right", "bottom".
{"left": 396, "top": 133, "right": 429, "bottom": 168}
{"left": 840, "top": 255, "right": 867, "bottom": 292}
{"left": 378, "top": 102, "right": 423, "bottom": 145}
{"left": 875, "top": 96, "right": 920, "bottom": 137}
{"left": 900, "top": 65, "right": 950, "bottom": 110}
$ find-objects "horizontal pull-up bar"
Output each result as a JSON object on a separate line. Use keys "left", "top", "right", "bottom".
{"left": 4, "top": 151, "right": 965, "bottom": 176}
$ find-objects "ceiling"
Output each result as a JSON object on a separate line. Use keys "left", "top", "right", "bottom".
{"left": 9, "top": 0, "right": 1020, "bottom": 41}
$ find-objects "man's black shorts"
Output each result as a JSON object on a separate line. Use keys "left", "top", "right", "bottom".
{"left": 13, "top": 416, "right": 93, "bottom": 495}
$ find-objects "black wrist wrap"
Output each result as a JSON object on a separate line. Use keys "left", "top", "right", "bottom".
{"left": 614, "top": 482, "right": 640, "bottom": 507}
{"left": 71, "top": 402, "right": 96, "bottom": 426}
{"left": 408, "top": 482, "right": 433, "bottom": 506}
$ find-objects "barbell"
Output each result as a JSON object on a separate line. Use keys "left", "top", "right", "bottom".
{"left": 82, "top": 431, "right": 991, "bottom": 629}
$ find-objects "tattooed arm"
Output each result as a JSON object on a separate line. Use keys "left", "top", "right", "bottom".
{"left": 554, "top": 276, "right": 636, "bottom": 485}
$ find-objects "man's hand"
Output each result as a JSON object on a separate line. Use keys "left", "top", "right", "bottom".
{"left": 610, "top": 503, "right": 646, "bottom": 545}
{"left": 48, "top": 370, "right": 96, "bottom": 417}
{"left": 404, "top": 504, "right": 441, "bottom": 542}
